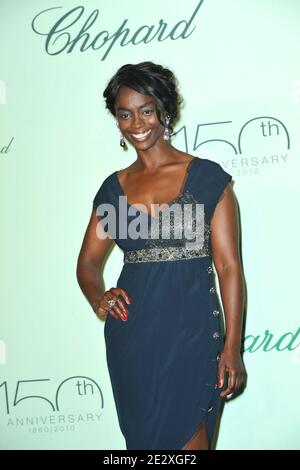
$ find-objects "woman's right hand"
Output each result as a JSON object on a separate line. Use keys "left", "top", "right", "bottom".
{"left": 93, "top": 287, "right": 131, "bottom": 321}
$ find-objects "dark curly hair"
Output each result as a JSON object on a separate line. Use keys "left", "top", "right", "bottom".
{"left": 103, "top": 61, "right": 182, "bottom": 133}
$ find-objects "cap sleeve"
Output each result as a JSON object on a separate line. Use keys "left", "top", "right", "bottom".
{"left": 92, "top": 174, "right": 116, "bottom": 239}
{"left": 92, "top": 181, "right": 107, "bottom": 211}
{"left": 92, "top": 172, "right": 115, "bottom": 209}
{"left": 205, "top": 162, "right": 232, "bottom": 223}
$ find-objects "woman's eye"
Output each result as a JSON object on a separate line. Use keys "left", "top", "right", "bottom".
{"left": 143, "top": 109, "right": 152, "bottom": 115}
{"left": 120, "top": 113, "right": 129, "bottom": 119}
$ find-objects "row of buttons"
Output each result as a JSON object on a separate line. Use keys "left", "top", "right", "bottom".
{"left": 207, "top": 266, "right": 221, "bottom": 413}
{"left": 195, "top": 266, "right": 220, "bottom": 416}
{"left": 207, "top": 266, "right": 220, "bottom": 413}
{"left": 207, "top": 265, "right": 220, "bottom": 340}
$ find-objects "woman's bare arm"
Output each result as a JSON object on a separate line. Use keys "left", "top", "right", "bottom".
{"left": 76, "top": 208, "right": 114, "bottom": 320}
{"left": 77, "top": 207, "right": 131, "bottom": 322}
{"left": 210, "top": 183, "right": 246, "bottom": 397}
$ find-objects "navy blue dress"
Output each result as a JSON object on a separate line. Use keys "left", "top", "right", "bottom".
{"left": 93, "top": 157, "right": 232, "bottom": 450}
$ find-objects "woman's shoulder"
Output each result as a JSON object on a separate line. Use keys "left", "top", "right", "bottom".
{"left": 195, "top": 156, "right": 229, "bottom": 173}
{"left": 92, "top": 170, "right": 117, "bottom": 208}
{"left": 190, "top": 157, "right": 233, "bottom": 222}
{"left": 95, "top": 169, "right": 117, "bottom": 189}
{"left": 192, "top": 156, "right": 232, "bottom": 182}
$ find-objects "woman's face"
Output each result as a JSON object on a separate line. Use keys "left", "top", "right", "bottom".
{"left": 114, "top": 86, "right": 165, "bottom": 151}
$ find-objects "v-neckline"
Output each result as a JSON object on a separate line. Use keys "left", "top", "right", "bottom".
{"left": 113, "top": 156, "right": 198, "bottom": 219}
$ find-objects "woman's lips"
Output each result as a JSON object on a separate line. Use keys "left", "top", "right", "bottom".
{"left": 130, "top": 129, "right": 152, "bottom": 142}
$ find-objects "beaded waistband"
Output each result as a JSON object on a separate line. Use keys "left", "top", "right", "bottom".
{"left": 123, "top": 244, "right": 211, "bottom": 264}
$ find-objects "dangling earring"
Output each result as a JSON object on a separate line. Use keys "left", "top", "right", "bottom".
{"left": 116, "top": 120, "right": 126, "bottom": 148}
{"left": 120, "top": 135, "right": 126, "bottom": 148}
{"left": 163, "top": 114, "right": 171, "bottom": 141}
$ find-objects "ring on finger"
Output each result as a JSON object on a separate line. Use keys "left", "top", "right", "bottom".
{"left": 107, "top": 299, "right": 116, "bottom": 308}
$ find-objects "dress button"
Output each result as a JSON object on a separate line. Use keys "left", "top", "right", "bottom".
{"left": 212, "top": 332, "right": 219, "bottom": 339}
{"left": 207, "top": 266, "right": 213, "bottom": 274}
{"left": 209, "top": 287, "right": 216, "bottom": 294}
{"left": 213, "top": 309, "right": 219, "bottom": 316}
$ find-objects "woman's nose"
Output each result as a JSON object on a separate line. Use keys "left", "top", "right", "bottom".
{"left": 132, "top": 114, "right": 143, "bottom": 129}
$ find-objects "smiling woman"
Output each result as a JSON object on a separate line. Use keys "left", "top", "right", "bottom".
{"left": 103, "top": 61, "right": 181, "bottom": 140}
{"left": 115, "top": 88, "right": 168, "bottom": 149}
{"left": 76, "top": 61, "right": 246, "bottom": 451}
{"left": 117, "top": 94, "right": 155, "bottom": 145}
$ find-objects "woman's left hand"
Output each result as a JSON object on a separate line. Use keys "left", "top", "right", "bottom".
{"left": 217, "top": 347, "right": 246, "bottom": 398}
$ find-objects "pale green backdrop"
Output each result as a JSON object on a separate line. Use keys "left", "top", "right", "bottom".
{"left": 1, "top": 0, "right": 299, "bottom": 450}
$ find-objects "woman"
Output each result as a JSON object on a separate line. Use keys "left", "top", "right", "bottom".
{"left": 76, "top": 61, "right": 246, "bottom": 450}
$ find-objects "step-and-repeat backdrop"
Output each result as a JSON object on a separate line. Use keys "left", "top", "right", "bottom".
{"left": 1, "top": 0, "right": 299, "bottom": 450}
